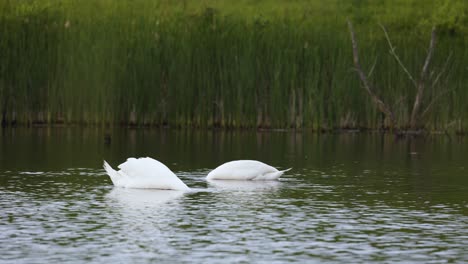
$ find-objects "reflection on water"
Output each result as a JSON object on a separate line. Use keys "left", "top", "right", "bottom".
{"left": 207, "top": 179, "right": 280, "bottom": 191}
{"left": 107, "top": 188, "right": 185, "bottom": 208}
{"left": 0, "top": 128, "right": 468, "bottom": 263}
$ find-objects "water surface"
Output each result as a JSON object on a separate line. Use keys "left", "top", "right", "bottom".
{"left": 1, "top": 128, "right": 467, "bottom": 263}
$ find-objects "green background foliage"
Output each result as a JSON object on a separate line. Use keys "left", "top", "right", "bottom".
{"left": 0, "top": 0, "right": 467, "bottom": 131}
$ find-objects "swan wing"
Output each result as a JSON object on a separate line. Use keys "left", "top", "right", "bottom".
{"left": 118, "top": 157, "right": 174, "bottom": 179}
{"left": 117, "top": 157, "right": 189, "bottom": 190}
{"left": 207, "top": 160, "right": 279, "bottom": 180}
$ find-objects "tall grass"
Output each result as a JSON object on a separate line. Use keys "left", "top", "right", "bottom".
{"left": 0, "top": 0, "right": 467, "bottom": 131}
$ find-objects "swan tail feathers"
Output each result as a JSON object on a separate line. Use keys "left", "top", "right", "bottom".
{"left": 258, "top": 168, "right": 291, "bottom": 180}
{"left": 103, "top": 161, "right": 118, "bottom": 185}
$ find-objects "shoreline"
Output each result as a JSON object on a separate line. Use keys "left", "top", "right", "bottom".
{"left": 1, "top": 123, "right": 465, "bottom": 136}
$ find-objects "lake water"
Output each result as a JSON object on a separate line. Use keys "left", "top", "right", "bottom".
{"left": 1, "top": 128, "right": 467, "bottom": 263}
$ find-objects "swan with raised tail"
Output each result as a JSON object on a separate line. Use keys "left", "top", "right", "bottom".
{"left": 103, "top": 157, "right": 190, "bottom": 191}
{"left": 206, "top": 160, "right": 291, "bottom": 181}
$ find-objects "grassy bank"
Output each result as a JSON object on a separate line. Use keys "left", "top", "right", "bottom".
{"left": 0, "top": 0, "right": 467, "bottom": 131}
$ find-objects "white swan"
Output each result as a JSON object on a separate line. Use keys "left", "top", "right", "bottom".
{"left": 206, "top": 160, "right": 291, "bottom": 181}
{"left": 103, "top": 157, "right": 190, "bottom": 191}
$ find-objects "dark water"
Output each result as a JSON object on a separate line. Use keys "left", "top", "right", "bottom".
{"left": 1, "top": 128, "right": 467, "bottom": 263}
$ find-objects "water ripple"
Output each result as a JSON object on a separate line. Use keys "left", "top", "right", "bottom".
{"left": 0, "top": 168, "right": 467, "bottom": 263}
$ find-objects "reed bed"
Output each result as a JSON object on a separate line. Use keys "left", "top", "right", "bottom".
{"left": 0, "top": 0, "right": 467, "bottom": 131}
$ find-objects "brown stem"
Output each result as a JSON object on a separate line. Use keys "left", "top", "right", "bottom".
{"left": 410, "top": 26, "right": 436, "bottom": 129}
{"left": 380, "top": 24, "right": 417, "bottom": 88}
{"left": 347, "top": 20, "right": 396, "bottom": 128}
{"left": 421, "top": 88, "right": 452, "bottom": 118}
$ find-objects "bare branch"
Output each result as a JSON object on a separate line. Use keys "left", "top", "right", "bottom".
{"left": 431, "top": 52, "right": 452, "bottom": 89}
{"left": 347, "top": 20, "right": 396, "bottom": 128}
{"left": 420, "top": 26, "right": 437, "bottom": 82}
{"left": 421, "top": 88, "right": 453, "bottom": 118}
{"left": 367, "top": 57, "right": 378, "bottom": 78}
{"left": 410, "top": 26, "right": 437, "bottom": 129}
{"left": 380, "top": 23, "right": 417, "bottom": 87}
{"left": 421, "top": 42, "right": 451, "bottom": 120}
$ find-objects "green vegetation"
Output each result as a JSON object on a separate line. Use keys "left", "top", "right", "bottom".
{"left": 0, "top": 0, "right": 467, "bottom": 131}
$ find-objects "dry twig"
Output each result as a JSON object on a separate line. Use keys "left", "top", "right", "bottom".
{"left": 347, "top": 20, "right": 396, "bottom": 128}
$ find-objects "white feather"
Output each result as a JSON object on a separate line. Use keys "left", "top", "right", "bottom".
{"left": 103, "top": 157, "right": 190, "bottom": 191}
{"left": 206, "top": 160, "right": 290, "bottom": 181}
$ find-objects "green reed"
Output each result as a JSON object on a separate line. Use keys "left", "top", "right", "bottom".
{"left": 0, "top": 0, "right": 467, "bottom": 131}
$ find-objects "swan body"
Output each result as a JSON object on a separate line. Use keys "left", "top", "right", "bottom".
{"left": 206, "top": 160, "right": 290, "bottom": 181}
{"left": 103, "top": 157, "right": 190, "bottom": 191}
